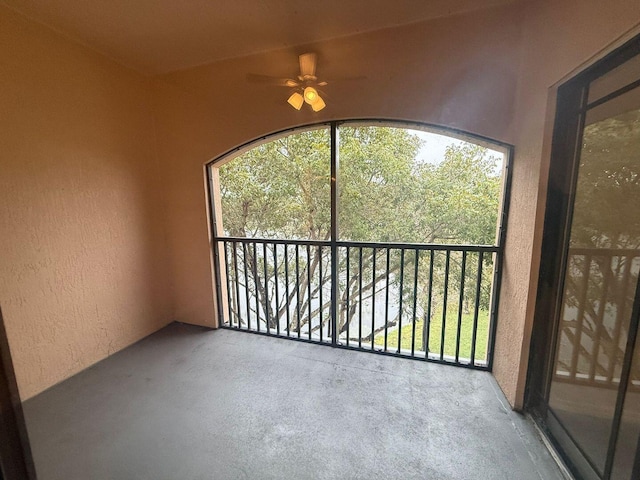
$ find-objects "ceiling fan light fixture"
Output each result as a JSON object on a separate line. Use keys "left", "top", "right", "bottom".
{"left": 311, "top": 95, "right": 326, "bottom": 112}
{"left": 303, "top": 86, "right": 319, "bottom": 105}
{"left": 287, "top": 92, "right": 304, "bottom": 110}
{"left": 249, "top": 53, "right": 329, "bottom": 112}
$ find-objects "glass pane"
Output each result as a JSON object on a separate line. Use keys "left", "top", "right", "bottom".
{"left": 335, "top": 125, "right": 505, "bottom": 356}
{"left": 586, "top": 84, "right": 640, "bottom": 127}
{"left": 214, "top": 127, "right": 331, "bottom": 338}
{"left": 588, "top": 54, "right": 640, "bottom": 104}
{"left": 217, "top": 127, "right": 331, "bottom": 240}
{"left": 548, "top": 92, "right": 640, "bottom": 474}
{"left": 337, "top": 125, "right": 505, "bottom": 244}
{"left": 611, "top": 331, "right": 640, "bottom": 480}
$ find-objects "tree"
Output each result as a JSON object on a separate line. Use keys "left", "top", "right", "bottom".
{"left": 216, "top": 125, "right": 502, "bottom": 351}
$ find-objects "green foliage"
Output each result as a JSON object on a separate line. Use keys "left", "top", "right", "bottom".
{"left": 423, "top": 144, "right": 502, "bottom": 245}
{"left": 373, "top": 308, "right": 489, "bottom": 362}
{"left": 217, "top": 125, "right": 503, "bottom": 336}
{"left": 337, "top": 127, "right": 420, "bottom": 242}
{"left": 219, "top": 126, "right": 502, "bottom": 245}
{"left": 220, "top": 129, "right": 331, "bottom": 239}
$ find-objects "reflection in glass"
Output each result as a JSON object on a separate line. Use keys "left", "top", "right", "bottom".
{"left": 588, "top": 54, "right": 640, "bottom": 104}
{"left": 611, "top": 335, "right": 640, "bottom": 479}
{"left": 548, "top": 104, "right": 640, "bottom": 474}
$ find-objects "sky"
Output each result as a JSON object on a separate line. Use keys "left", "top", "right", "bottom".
{"left": 410, "top": 128, "right": 504, "bottom": 170}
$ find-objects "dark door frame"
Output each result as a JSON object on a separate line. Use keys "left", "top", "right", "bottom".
{"left": 525, "top": 34, "right": 640, "bottom": 480}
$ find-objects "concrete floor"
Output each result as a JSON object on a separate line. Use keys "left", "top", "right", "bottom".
{"left": 23, "top": 323, "right": 565, "bottom": 480}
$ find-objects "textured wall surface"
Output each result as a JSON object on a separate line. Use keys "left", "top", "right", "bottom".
{"left": 155, "top": 0, "right": 640, "bottom": 409}
{"left": 0, "top": 5, "right": 173, "bottom": 399}
{"left": 152, "top": 3, "right": 524, "bottom": 329}
{"left": 3, "top": 0, "right": 639, "bottom": 407}
{"left": 494, "top": 0, "right": 640, "bottom": 409}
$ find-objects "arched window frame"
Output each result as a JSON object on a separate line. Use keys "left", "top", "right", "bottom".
{"left": 205, "top": 119, "right": 513, "bottom": 370}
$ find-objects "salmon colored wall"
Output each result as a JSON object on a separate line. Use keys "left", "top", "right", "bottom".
{"left": 150, "top": 83, "right": 220, "bottom": 327}
{"left": 0, "top": 5, "right": 173, "bottom": 399}
{"left": 3, "top": 0, "right": 639, "bottom": 408}
{"left": 495, "top": 0, "right": 640, "bottom": 409}
{"left": 154, "top": 0, "right": 640, "bottom": 409}
{"left": 152, "top": 3, "right": 524, "bottom": 329}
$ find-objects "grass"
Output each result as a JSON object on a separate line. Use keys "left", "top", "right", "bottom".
{"left": 373, "top": 309, "right": 490, "bottom": 363}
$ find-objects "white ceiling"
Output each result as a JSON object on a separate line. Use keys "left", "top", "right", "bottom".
{"left": 2, "top": 0, "right": 523, "bottom": 74}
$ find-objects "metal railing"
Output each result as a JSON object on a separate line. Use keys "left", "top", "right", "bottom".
{"left": 214, "top": 237, "right": 501, "bottom": 369}
{"left": 553, "top": 248, "right": 640, "bottom": 391}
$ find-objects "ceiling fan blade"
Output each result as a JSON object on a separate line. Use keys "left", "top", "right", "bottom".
{"left": 246, "top": 73, "right": 299, "bottom": 87}
{"left": 299, "top": 53, "right": 317, "bottom": 78}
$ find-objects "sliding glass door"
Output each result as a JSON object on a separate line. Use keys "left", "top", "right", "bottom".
{"left": 529, "top": 35, "right": 640, "bottom": 480}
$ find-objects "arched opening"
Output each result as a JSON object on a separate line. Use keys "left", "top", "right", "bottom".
{"left": 206, "top": 120, "right": 512, "bottom": 368}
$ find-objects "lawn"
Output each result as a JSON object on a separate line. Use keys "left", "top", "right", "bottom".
{"left": 373, "top": 309, "right": 490, "bottom": 363}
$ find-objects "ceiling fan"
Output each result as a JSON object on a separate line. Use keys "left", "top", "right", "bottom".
{"left": 247, "top": 53, "right": 328, "bottom": 112}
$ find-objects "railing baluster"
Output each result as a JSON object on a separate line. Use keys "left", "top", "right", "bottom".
{"left": 252, "top": 242, "right": 260, "bottom": 332}
{"left": 273, "top": 242, "right": 280, "bottom": 336}
{"left": 284, "top": 244, "right": 291, "bottom": 337}
{"left": 411, "top": 249, "right": 420, "bottom": 356}
{"left": 398, "top": 249, "right": 405, "bottom": 353}
{"left": 346, "top": 246, "right": 350, "bottom": 346}
{"left": 243, "top": 243, "right": 251, "bottom": 330}
{"left": 441, "top": 251, "right": 450, "bottom": 361}
{"left": 384, "top": 248, "right": 391, "bottom": 352}
{"left": 424, "top": 250, "right": 434, "bottom": 358}
{"left": 216, "top": 238, "right": 500, "bottom": 370}
{"left": 223, "top": 241, "right": 233, "bottom": 327}
{"left": 295, "top": 244, "right": 301, "bottom": 338}
{"left": 263, "top": 242, "right": 270, "bottom": 334}
{"left": 358, "top": 247, "right": 363, "bottom": 348}
{"left": 319, "top": 246, "right": 324, "bottom": 342}
{"left": 232, "top": 242, "right": 241, "bottom": 329}
{"left": 471, "top": 252, "right": 483, "bottom": 365}
{"left": 307, "top": 244, "right": 312, "bottom": 341}
{"left": 455, "top": 251, "right": 467, "bottom": 363}
{"left": 371, "top": 248, "right": 376, "bottom": 350}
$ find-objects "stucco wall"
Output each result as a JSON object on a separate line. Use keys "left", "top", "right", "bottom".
{"left": 3, "top": 0, "right": 639, "bottom": 407}
{"left": 152, "top": 3, "right": 524, "bottom": 329}
{"left": 495, "top": 0, "right": 640, "bottom": 409}
{"left": 0, "top": 5, "right": 173, "bottom": 399}
{"left": 154, "top": 0, "right": 640, "bottom": 409}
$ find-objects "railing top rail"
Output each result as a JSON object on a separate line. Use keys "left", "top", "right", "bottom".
{"left": 217, "top": 237, "right": 330, "bottom": 246}
{"left": 215, "top": 236, "right": 499, "bottom": 252}
{"left": 336, "top": 240, "right": 499, "bottom": 252}
{"left": 568, "top": 247, "right": 640, "bottom": 256}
